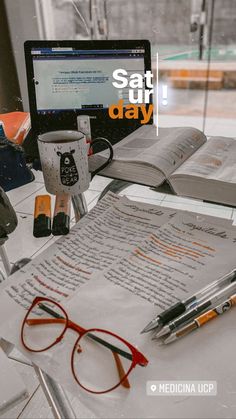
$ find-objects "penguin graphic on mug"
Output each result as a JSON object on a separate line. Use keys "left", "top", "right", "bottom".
{"left": 57, "top": 150, "right": 79, "bottom": 186}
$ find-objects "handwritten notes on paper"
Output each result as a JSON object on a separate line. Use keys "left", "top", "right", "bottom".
{"left": 2, "top": 193, "right": 176, "bottom": 309}
{"left": 1, "top": 193, "right": 236, "bottom": 313}
{"left": 104, "top": 213, "right": 236, "bottom": 310}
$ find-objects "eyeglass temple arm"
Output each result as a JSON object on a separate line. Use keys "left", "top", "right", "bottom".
{"left": 26, "top": 318, "right": 85, "bottom": 332}
{"left": 112, "top": 351, "right": 130, "bottom": 388}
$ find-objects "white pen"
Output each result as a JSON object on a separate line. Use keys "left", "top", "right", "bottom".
{"left": 142, "top": 269, "right": 236, "bottom": 334}
{"left": 153, "top": 280, "right": 236, "bottom": 340}
{"left": 164, "top": 293, "right": 236, "bottom": 344}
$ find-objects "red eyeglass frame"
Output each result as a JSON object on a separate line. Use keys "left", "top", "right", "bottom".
{"left": 21, "top": 296, "right": 149, "bottom": 394}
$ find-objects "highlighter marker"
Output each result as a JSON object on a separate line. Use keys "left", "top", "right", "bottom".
{"left": 52, "top": 194, "right": 71, "bottom": 236}
{"left": 33, "top": 195, "right": 51, "bottom": 237}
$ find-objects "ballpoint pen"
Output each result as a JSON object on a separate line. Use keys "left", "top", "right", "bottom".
{"left": 141, "top": 268, "right": 236, "bottom": 334}
{"left": 153, "top": 280, "right": 236, "bottom": 340}
{"left": 163, "top": 293, "right": 236, "bottom": 344}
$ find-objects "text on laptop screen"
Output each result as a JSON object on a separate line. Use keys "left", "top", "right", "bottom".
{"left": 31, "top": 47, "right": 145, "bottom": 114}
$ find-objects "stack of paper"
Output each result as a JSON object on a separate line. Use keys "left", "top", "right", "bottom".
{"left": 0, "top": 193, "right": 236, "bottom": 418}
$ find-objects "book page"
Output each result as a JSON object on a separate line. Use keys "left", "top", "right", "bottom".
{"left": 97, "top": 126, "right": 206, "bottom": 177}
{"left": 171, "top": 136, "right": 236, "bottom": 182}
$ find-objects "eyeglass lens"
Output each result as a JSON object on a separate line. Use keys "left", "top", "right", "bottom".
{"left": 72, "top": 330, "right": 133, "bottom": 393}
{"left": 22, "top": 300, "right": 66, "bottom": 351}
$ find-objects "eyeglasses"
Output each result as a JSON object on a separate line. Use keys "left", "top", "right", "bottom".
{"left": 21, "top": 297, "right": 148, "bottom": 394}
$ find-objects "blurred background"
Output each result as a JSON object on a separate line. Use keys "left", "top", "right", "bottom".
{"left": 1, "top": 0, "right": 236, "bottom": 136}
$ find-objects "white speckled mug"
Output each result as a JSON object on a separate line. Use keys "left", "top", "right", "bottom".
{"left": 38, "top": 130, "right": 113, "bottom": 195}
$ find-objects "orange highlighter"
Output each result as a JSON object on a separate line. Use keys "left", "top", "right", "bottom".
{"left": 52, "top": 194, "right": 71, "bottom": 236}
{"left": 33, "top": 195, "right": 51, "bottom": 237}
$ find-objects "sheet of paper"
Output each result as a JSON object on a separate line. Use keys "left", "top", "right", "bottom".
{"left": 62, "top": 275, "right": 236, "bottom": 419}
{"left": 104, "top": 212, "right": 236, "bottom": 309}
{"left": 60, "top": 274, "right": 236, "bottom": 419}
{"left": 1, "top": 276, "right": 236, "bottom": 419}
{"left": 2, "top": 191, "right": 231, "bottom": 311}
{"left": 0, "top": 193, "right": 232, "bottom": 316}
{"left": 2, "top": 230, "right": 236, "bottom": 418}
{"left": 0, "top": 193, "right": 176, "bottom": 310}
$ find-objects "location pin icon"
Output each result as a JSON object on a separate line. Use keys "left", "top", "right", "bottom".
{"left": 151, "top": 384, "right": 157, "bottom": 392}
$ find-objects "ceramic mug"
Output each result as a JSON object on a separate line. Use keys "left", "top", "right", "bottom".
{"left": 38, "top": 130, "right": 113, "bottom": 195}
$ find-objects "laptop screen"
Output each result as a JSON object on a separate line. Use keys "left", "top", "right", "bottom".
{"left": 25, "top": 40, "right": 151, "bottom": 146}
{"left": 31, "top": 46, "right": 146, "bottom": 114}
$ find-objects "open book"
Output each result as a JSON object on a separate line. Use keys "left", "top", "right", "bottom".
{"left": 90, "top": 125, "right": 236, "bottom": 207}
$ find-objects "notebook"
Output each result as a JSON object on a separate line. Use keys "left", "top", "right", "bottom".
{"left": 23, "top": 39, "right": 152, "bottom": 159}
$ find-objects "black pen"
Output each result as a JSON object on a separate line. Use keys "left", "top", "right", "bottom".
{"left": 141, "top": 269, "right": 236, "bottom": 333}
{"left": 154, "top": 281, "right": 236, "bottom": 339}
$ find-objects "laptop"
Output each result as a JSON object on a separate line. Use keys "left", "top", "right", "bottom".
{"left": 23, "top": 40, "right": 152, "bottom": 160}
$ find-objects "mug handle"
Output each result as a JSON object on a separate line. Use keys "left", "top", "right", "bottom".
{"left": 89, "top": 137, "right": 114, "bottom": 178}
